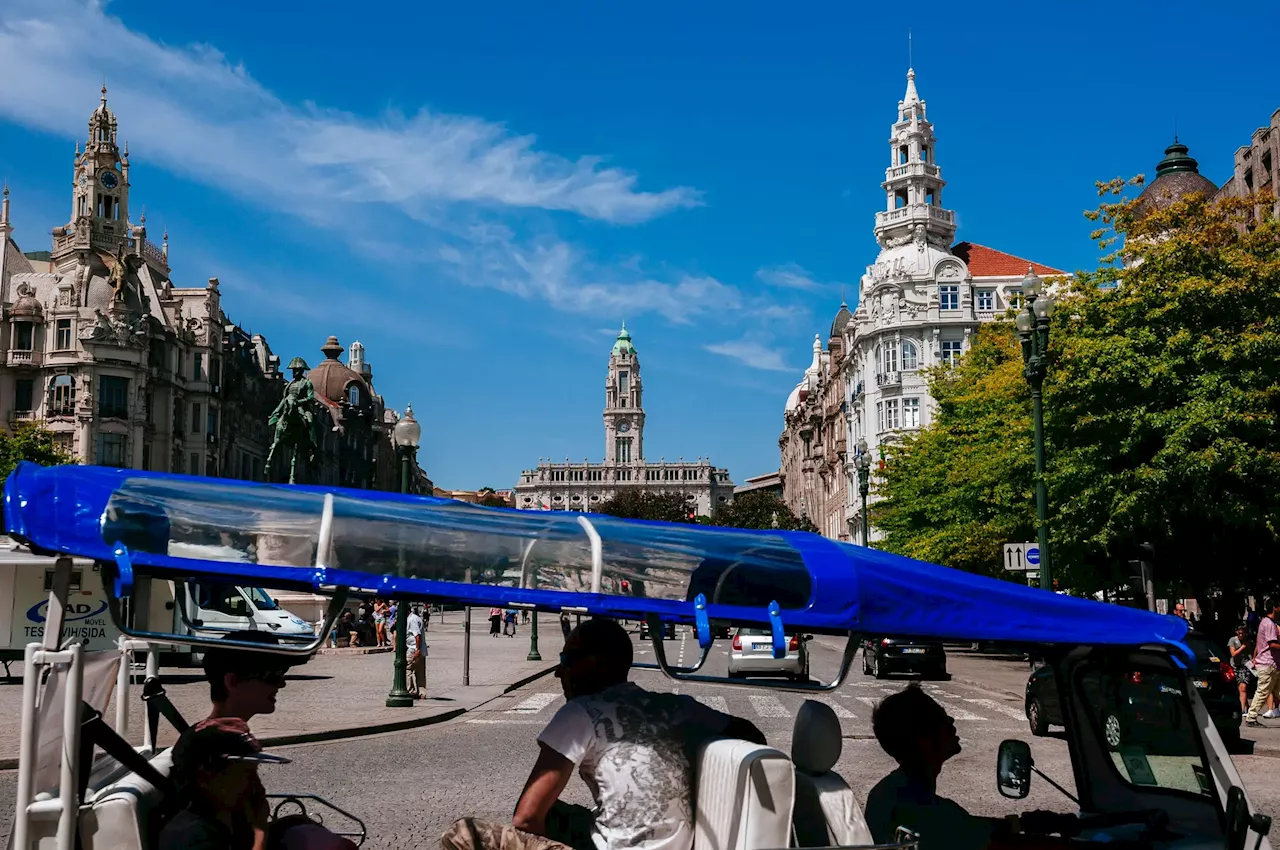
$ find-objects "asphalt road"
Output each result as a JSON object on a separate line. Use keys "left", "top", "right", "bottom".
{"left": 2, "top": 632, "right": 1278, "bottom": 849}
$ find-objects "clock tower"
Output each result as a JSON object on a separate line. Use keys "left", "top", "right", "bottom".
{"left": 604, "top": 323, "right": 644, "bottom": 464}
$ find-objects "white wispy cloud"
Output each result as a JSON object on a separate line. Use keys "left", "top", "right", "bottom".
{"left": 0, "top": 0, "right": 697, "bottom": 225}
{"left": 704, "top": 339, "right": 793, "bottom": 372}
{"left": 756, "top": 263, "right": 822, "bottom": 290}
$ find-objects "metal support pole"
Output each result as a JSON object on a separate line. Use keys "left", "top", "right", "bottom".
{"left": 463, "top": 569, "right": 472, "bottom": 687}
{"left": 859, "top": 477, "right": 870, "bottom": 548}
{"left": 386, "top": 447, "right": 415, "bottom": 707}
{"left": 527, "top": 611, "right": 541, "bottom": 662}
{"left": 1031, "top": 385, "right": 1051, "bottom": 591}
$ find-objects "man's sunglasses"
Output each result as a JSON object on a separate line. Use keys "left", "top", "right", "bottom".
{"left": 558, "top": 652, "right": 592, "bottom": 668}
{"left": 240, "top": 668, "right": 288, "bottom": 685}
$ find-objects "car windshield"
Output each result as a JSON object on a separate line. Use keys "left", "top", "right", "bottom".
{"left": 243, "top": 586, "right": 280, "bottom": 610}
{"left": 1184, "top": 636, "right": 1224, "bottom": 665}
{"left": 1077, "top": 664, "right": 1215, "bottom": 798}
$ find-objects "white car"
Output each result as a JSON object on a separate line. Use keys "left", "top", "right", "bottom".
{"left": 727, "top": 628, "right": 809, "bottom": 681}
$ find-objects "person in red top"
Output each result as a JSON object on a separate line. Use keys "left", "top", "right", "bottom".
{"left": 1246, "top": 600, "right": 1280, "bottom": 726}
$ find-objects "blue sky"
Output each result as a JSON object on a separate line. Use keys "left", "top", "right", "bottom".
{"left": 0, "top": 1, "right": 1275, "bottom": 489}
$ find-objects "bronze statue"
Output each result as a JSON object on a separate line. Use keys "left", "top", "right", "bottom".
{"left": 107, "top": 243, "right": 140, "bottom": 303}
{"left": 266, "top": 357, "right": 320, "bottom": 484}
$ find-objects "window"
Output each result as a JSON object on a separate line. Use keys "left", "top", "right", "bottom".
{"left": 940, "top": 340, "right": 963, "bottom": 367}
{"left": 939, "top": 285, "right": 959, "bottom": 311}
{"left": 15, "top": 379, "right": 34, "bottom": 412}
{"left": 190, "top": 453, "right": 200, "bottom": 475}
{"left": 207, "top": 409, "right": 218, "bottom": 436}
{"left": 98, "top": 376, "right": 129, "bottom": 418}
{"left": 898, "top": 146, "right": 909, "bottom": 165}
{"left": 96, "top": 433, "right": 126, "bottom": 466}
{"left": 619, "top": 371, "right": 629, "bottom": 393}
{"left": 14, "top": 322, "right": 34, "bottom": 351}
{"left": 874, "top": 344, "right": 882, "bottom": 374}
{"left": 977, "top": 290, "right": 994, "bottom": 312}
{"left": 926, "top": 188, "right": 935, "bottom": 206}
{"left": 193, "top": 353, "right": 203, "bottom": 382}
{"left": 55, "top": 319, "right": 73, "bottom": 350}
{"left": 347, "top": 384, "right": 360, "bottom": 406}
{"left": 876, "top": 401, "right": 883, "bottom": 432}
{"left": 903, "top": 398, "right": 920, "bottom": 428}
{"left": 880, "top": 399, "right": 900, "bottom": 431}
{"left": 620, "top": 398, "right": 627, "bottom": 408}
{"left": 895, "top": 189, "right": 908, "bottom": 208}
{"left": 140, "top": 443, "right": 151, "bottom": 471}
{"left": 901, "top": 340, "right": 918, "bottom": 370}
{"left": 1007, "top": 289, "right": 1023, "bottom": 309}
{"left": 191, "top": 403, "right": 202, "bottom": 435}
{"left": 194, "top": 583, "right": 250, "bottom": 618}
{"left": 883, "top": 342, "right": 898, "bottom": 374}
{"left": 920, "top": 146, "right": 929, "bottom": 163}
{"left": 49, "top": 375, "right": 75, "bottom": 415}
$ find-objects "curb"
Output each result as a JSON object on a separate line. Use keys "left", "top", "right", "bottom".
{"left": 0, "top": 663, "right": 560, "bottom": 770}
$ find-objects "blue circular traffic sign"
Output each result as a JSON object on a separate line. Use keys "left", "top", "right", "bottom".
{"left": 1026, "top": 547, "right": 1040, "bottom": 566}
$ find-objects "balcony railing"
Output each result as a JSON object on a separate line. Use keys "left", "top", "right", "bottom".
{"left": 886, "top": 162, "right": 941, "bottom": 180}
{"left": 876, "top": 372, "right": 902, "bottom": 386}
{"left": 6, "top": 350, "right": 42, "bottom": 367}
{"left": 874, "top": 203, "right": 956, "bottom": 230}
{"left": 97, "top": 406, "right": 129, "bottom": 420}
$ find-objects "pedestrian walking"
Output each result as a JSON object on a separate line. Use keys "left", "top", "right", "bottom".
{"left": 373, "top": 599, "right": 388, "bottom": 647}
{"left": 489, "top": 607, "right": 502, "bottom": 637}
{"left": 406, "top": 606, "right": 427, "bottom": 699}
{"left": 387, "top": 601, "right": 398, "bottom": 650}
{"left": 1246, "top": 600, "right": 1280, "bottom": 726}
{"left": 1229, "top": 624, "right": 1253, "bottom": 715}
{"left": 560, "top": 612, "right": 572, "bottom": 644}
{"left": 504, "top": 608, "right": 518, "bottom": 637}
{"left": 423, "top": 606, "right": 431, "bottom": 632}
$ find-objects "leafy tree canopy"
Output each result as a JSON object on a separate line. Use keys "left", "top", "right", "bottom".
{"left": 0, "top": 424, "right": 77, "bottom": 483}
{"left": 595, "top": 490, "right": 695, "bottom": 524}
{"left": 712, "top": 490, "right": 816, "bottom": 532}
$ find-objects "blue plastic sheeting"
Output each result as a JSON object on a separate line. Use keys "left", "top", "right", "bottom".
{"left": 3, "top": 462, "right": 1189, "bottom": 650}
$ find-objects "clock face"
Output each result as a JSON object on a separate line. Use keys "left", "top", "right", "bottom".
{"left": 99, "top": 170, "right": 119, "bottom": 189}
{"left": 618, "top": 421, "right": 630, "bottom": 433}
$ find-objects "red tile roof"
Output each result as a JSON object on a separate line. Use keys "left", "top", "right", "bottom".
{"left": 951, "top": 242, "right": 1066, "bottom": 277}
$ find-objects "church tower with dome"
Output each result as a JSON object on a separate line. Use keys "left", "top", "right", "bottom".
{"left": 515, "top": 325, "right": 734, "bottom": 515}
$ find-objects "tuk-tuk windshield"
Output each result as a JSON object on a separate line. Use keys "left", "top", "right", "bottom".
{"left": 1078, "top": 663, "right": 1215, "bottom": 799}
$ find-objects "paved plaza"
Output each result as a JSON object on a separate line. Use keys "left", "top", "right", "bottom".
{"left": 2, "top": 628, "right": 1279, "bottom": 848}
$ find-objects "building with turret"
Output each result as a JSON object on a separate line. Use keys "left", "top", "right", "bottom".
{"left": 0, "top": 86, "right": 283, "bottom": 477}
{"left": 778, "top": 69, "right": 1066, "bottom": 542}
{"left": 515, "top": 325, "right": 734, "bottom": 515}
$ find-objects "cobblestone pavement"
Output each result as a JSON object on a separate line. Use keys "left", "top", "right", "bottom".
{"left": 4, "top": 629, "right": 1279, "bottom": 847}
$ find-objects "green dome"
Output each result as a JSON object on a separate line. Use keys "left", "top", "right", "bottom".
{"left": 612, "top": 323, "right": 637, "bottom": 356}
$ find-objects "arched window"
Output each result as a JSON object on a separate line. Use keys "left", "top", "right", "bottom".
{"left": 49, "top": 374, "right": 76, "bottom": 415}
{"left": 874, "top": 344, "right": 882, "bottom": 374}
{"left": 347, "top": 384, "right": 360, "bottom": 406}
{"left": 901, "top": 340, "right": 919, "bottom": 370}
{"left": 884, "top": 343, "right": 898, "bottom": 374}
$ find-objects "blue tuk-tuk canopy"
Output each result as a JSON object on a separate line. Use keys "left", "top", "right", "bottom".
{"left": 3, "top": 463, "right": 1188, "bottom": 649}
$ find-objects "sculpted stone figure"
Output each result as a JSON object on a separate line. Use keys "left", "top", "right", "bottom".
{"left": 265, "top": 357, "right": 320, "bottom": 484}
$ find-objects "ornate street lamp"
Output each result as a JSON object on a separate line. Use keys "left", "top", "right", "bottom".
{"left": 855, "top": 438, "right": 872, "bottom": 548}
{"left": 1014, "top": 270, "right": 1055, "bottom": 591}
{"left": 386, "top": 404, "right": 422, "bottom": 708}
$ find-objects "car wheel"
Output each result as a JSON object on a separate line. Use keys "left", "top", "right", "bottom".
{"left": 863, "top": 651, "right": 873, "bottom": 676}
{"left": 1103, "top": 712, "right": 1123, "bottom": 749}
{"left": 1027, "top": 698, "right": 1049, "bottom": 736}
{"left": 873, "top": 656, "right": 886, "bottom": 680}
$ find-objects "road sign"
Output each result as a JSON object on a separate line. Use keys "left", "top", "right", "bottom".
{"left": 1003, "top": 543, "right": 1039, "bottom": 572}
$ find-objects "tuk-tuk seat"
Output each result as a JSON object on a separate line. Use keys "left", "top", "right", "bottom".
{"left": 790, "top": 701, "right": 872, "bottom": 848}
{"left": 693, "top": 738, "right": 795, "bottom": 850}
{"left": 78, "top": 747, "right": 174, "bottom": 850}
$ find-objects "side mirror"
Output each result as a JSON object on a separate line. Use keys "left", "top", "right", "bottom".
{"left": 997, "top": 739, "right": 1032, "bottom": 799}
{"left": 803, "top": 634, "right": 814, "bottom": 642}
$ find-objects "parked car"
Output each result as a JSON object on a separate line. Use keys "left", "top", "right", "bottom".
{"left": 727, "top": 628, "right": 810, "bottom": 680}
{"left": 862, "top": 636, "right": 947, "bottom": 679}
{"left": 1025, "top": 631, "right": 1242, "bottom": 748}
{"left": 638, "top": 618, "right": 676, "bottom": 640}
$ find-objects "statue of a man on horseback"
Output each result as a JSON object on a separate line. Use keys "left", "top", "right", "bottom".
{"left": 266, "top": 357, "right": 320, "bottom": 484}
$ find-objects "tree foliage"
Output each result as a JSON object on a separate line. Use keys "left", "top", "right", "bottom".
{"left": 0, "top": 424, "right": 77, "bottom": 482}
{"left": 870, "top": 323, "right": 1037, "bottom": 577}
{"left": 871, "top": 179, "right": 1280, "bottom": 597}
{"left": 712, "top": 490, "right": 816, "bottom": 532}
{"left": 595, "top": 490, "right": 695, "bottom": 524}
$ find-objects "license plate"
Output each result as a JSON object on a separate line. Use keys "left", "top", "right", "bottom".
{"left": 1193, "top": 679, "right": 1210, "bottom": 689}
{"left": 903, "top": 647, "right": 926, "bottom": 654}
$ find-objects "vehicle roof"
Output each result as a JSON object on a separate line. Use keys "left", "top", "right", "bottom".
{"left": 3, "top": 463, "right": 1191, "bottom": 653}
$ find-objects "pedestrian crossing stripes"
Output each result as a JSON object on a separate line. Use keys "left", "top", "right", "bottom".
{"left": 818, "top": 697, "right": 856, "bottom": 719}
{"left": 702, "top": 696, "right": 729, "bottom": 712}
{"left": 505, "top": 693, "right": 558, "bottom": 714}
{"left": 748, "top": 694, "right": 792, "bottom": 718}
{"left": 964, "top": 698, "right": 1026, "bottom": 720}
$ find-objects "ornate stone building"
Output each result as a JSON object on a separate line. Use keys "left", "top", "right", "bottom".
{"left": 1215, "top": 107, "right": 1280, "bottom": 222}
{"left": 515, "top": 325, "right": 735, "bottom": 514}
{"left": 778, "top": 70, "right": 1064, "bottom": 543}
{"left": 0, "top": 87, "right": 283, "bottom": 478}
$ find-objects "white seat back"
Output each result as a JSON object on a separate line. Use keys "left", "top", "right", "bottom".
{"left": 78, "top": 748, "right": 173, "bottom": 850}
{"left": 693, "top": 738, "right": 795, "bottom": 850}
{"left": 791, "top": 701, "right": 873, "bottom": 848}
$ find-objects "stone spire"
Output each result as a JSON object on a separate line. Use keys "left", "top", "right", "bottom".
{"left": 1, "top": 183, "right": 9, "bottom": 230}
{"left": 874, "top": 68, "right": 956, "bottom": 250}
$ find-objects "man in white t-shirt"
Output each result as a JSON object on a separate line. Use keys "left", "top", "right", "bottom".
{"left": 441, "top": 617, "right": 763, "bottom": 850}
{"left": 406, "top": 606, "right": 426, "bottom": 699}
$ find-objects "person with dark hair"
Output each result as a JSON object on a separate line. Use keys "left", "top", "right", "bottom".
{"left": 160, "top": 718, "right": 291, "bottom": 850}
{"left": 201, "top": 631, "right": 304, "bottom": 724}
{"left": 441, "top": 617, "right": 763, "bottom": 850}
{"left": 866, "top": 685, "right": 1080, "bottom": 850}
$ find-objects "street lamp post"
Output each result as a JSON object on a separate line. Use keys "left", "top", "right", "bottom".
{"left": 1014, "top": 270, "right": 1055, "bottom": 592}
{"left": 855, "top": 438, "right": 871, "bottom": 547}
{"left": 386, "top": 404, "right": 422, "bottom": 708}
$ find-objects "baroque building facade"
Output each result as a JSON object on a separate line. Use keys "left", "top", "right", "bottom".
{"left": 778, "top": 70, "right": 1064, "bottom": 542}
{"left": 0, "top": 88, "right": 284, "bottom": 479}
{"left": 515, "top": 325, "right": 735, "bottom": 514}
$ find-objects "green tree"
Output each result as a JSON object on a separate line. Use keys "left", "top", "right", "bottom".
{"left": 711, "top": 490, "right": 816, "bottom": 532}
{"left": 1048, "top": 183, "right": 1280, "bottom": 599}
{"left": 0, "top": 423, "right": 77, "bottom": 481}
{"left": 595, "top": 490, "right": 695, "bottom": 523}
{"left": 870, "top": 323, "right": 1038, "bottom": 577}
